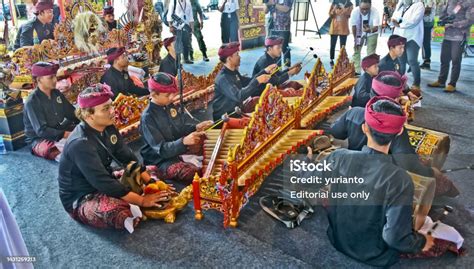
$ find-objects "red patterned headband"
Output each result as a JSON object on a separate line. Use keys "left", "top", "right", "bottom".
{"left": 372, "top": 71, "right": 407, "bottom": 99}
{"left": 148, "top": 73, "right": 178, "bottom": 93}
{"left": 77, "top": 83, "right": 114, "bottom": 108}
{"left": 365, "top": 96, "right": 407, "bottom": 134}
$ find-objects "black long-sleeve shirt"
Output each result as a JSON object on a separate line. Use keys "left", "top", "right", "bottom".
{"left": 139, "top": 102, "right": 196, "bottom": 170}
{"left": 328, "top": 107, "right": 434, "bottom": 177}
{"left": 100, "top": 66, "right": 149, "bottom": 99}
{"left": 23, "top": 88, "right": 79, "bottom": 145}
{"left": 13, "top": 17, "right": 55, "bottom": 50}
{"left": 57, "top": 122, "right": 138, "bottom": 212}
{"left": 158, "top": 53, "right": 178, "bottom": 77}
{"left": 379, "top": 53, "right": 403, "bottom": 76}
{"left": 106, "top": 20, "right": 118, "bottom": 31}
{"left": 252, "top": 52, "right": 289, "bottom": 94}
{"left": 212, "top": 66, "right": 263, "bottom": 121}
{"left": 302, "top": 147, "right": 426, "bottom": 267}
{"left": 351, "top": 72, "right": 373, "bottom": 108}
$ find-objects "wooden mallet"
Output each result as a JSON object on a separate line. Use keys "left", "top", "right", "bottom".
{"left": 206, "top": 107, "right": 242, "bottom": 130}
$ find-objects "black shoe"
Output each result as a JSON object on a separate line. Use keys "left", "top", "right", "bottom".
{"left": 420, "top": 62, "right": 431, "bottom": 70}
{"left": 330, "top": 60, "right": 334, "bottom": 68}
{"left": 203, "top": 53, "right": 209, "bottom": 62}
{"left": 354, "top": 72, "right": 361, "bottom": 77}
{"left": 184, "top": 60, "right": 194, "bottom": 64}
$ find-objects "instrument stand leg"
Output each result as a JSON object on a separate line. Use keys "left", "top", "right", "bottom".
{"left": 294, "top": 1, "right": 321, "bottom": 38}
{"left": 309, "top": 2, "right": 321, "bottom": 39}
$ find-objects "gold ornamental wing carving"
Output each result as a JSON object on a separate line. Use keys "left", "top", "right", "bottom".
{"left": 242, "top": 27, "right": 262, "bottom": 39}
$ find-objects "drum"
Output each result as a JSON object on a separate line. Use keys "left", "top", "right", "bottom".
{"left": 407, "top": 171, "right": 435, "bottom": 230}
{"left": 405, "top": 124, "right": 450, "bottom": 170}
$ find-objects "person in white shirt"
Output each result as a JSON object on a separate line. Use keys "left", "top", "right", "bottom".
{"left": 219, "top": 0, "right": 239, "bottom": 43}
{"left": 350, "top": 0, "right": 380, "bottom": 75}
{"left": 391, "top": 0, "right": 425, "bottom": 91}
{"left": 168, "top": 0, "right": 195, "bottom": 64}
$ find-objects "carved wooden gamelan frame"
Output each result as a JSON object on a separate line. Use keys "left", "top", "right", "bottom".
{"left": 328, "top": 46, "right": 357, "bottom": 95}
{"left": 176, "top": 62, "right": 224, "bottom": 111}
{"left": 192, "top": 84, "right": 322, "bottom": 227}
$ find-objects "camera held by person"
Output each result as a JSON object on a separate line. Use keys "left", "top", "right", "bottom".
{"left": 438, "top": 15, "right": 456, "bottom": 27}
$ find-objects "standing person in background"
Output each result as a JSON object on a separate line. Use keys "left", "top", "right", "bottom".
{"left": 329, "top": 0, "right": 354, "bottom": 68}
{"left": 390, "top": 0, "right": 425, "bottom": 93}
{"left": 155, "top": 0, "right": 164, "bottom": 20}
{"left": 219, "top": 0, "right": 239, "bottom": 43}
{"left": 264, "top": 0, "right": 275, "bottom": 36}
{"left": 168, "top": 0, "right": 195, "bottom": 64}
{"left": 420, "top": 0, "right": 436, "bottom": 69}
{"left": 26, "top": 0, "right": 36, "bottom": 20}
{"left": 189, "top": 0, "right": 209, "bottom": 62}
{"left": 267, "top": 0, "right": 294, "bottom": 67}
{"left": 350, "top": 0, "right": 380, "bottom": 75}
{"left": 428, "top": 0, "right": 474, "bottom": 92}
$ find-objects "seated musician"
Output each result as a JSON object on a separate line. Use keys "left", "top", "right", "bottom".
{"left": 100, "top": 47, "right": 149, "bottom": 99}
{"left": 351, "top": 54, "right": 379, "bottom": 108}
{"left": 212, "top": 42, "right": 275, "bottom": 121}
{"left": 329, "top": 71, "right": 459, "bottom": 197}
{"left": 304, "top": 97, "right": 460, "bottom": 267}
{"left": 252, "top": 36, "right": 302, "bottom": 95}
{"left": 159, "top": 36, "right": 178, "bottom": 76}
{"left": 13, "top": 0, "right": 55, "bottom": 49}
{"left": 379, "top": 35, "right": 406, "bottom": 75}
{"left": 140, "top": 72, "right": 213, "bottom": 183}
{"left": 58, "top": 84, "right": 168, "bottom": 230}
{"left": 24, "top": 62, "right": 79, "bottom": 161}
{"left": 103, "top": 6, "right": 117, "bottom": 31}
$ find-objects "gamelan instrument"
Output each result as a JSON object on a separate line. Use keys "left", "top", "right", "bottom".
{"left": 173, "top": 62, "right": 224, "bottom": 111}
{"left": 328, "top": 46, "right": 358, "bottom": 96}
{"left": 405, "top": 124, "right": 451, "bottom": 170}
{"left": 287, "top": 56, "right": 353, "bottom": 129}
{"left": 279, "top": 46, "right": 355, "bottom": 103}
{"left": 407, "top": 171, "right": 436, "bottom": 230}
{"left": 193, "top": 85, "right": 323, "bottom": 228}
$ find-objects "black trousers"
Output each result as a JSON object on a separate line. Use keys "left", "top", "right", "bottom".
{"left": 181, "top": 26, "right": 192, "bottom": 61}
{"left": 438, "top": 39, "right": 464, "bottom": 87}
{"left": 221, "top": 11, "right": 239, "bottom": 44}
{"left": 271, "top": 30, "right": 291, "bottom": 66}
{"left": 330, "top": 35, "right": 348, "bottom": 60}
{"left": 422, "top": 25, "right": 433, "bottom": 61}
